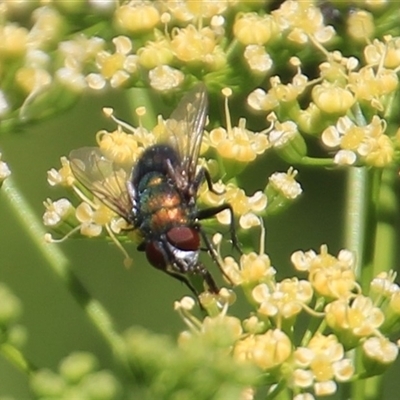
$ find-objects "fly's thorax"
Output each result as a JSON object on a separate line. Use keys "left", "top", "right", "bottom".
{"left": 136, "top": 170, "right": 166, "bottom": 194}
{"left": 131, "top": 144, "right": 181, "bottom": 189}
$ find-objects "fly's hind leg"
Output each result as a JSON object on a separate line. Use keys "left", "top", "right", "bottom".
{"left": 165, "top": 263, "right": 219, "bottom": 295}
{"left": 163, "top": 270, "right": 200, "bottom": 298}
{"left": 164, "top": 268, "right": 219, "bottom": 312}
{"left": 198, "top": 228, "right": 234, "bottom": 286}
{"left": 194, "top": 263, "right": 219, "bottom": 294}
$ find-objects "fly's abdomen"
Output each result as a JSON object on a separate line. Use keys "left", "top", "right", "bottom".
{"left": 137, "top": 173, "right": 189, "bottom": 235}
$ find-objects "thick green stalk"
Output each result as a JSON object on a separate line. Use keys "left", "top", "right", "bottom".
{"left": 2, "top": 178, "right": 127, "bottom": 368}
{"left": 372, "top": 168, "right": 398, "bottom": 277}
{"left": 344, "top": 167, "right": 382, "bottom": 400}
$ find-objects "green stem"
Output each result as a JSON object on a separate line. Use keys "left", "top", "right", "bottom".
{"left": 344, "top": 167, "right": 370, "bottom": 278}
{"left": 125, "top": 87, "right": 157, "bottom": 129}
{"left": 344, "top": 170, "right": 383, "bottom": 400}
{"left": 344, "top": 104, "right": 387, "bottom": 400}
{"left": 0, "top": 342, "right": 36, "bottom": 375}
{"left": 2, "top": 178, "right": 127, "bottom": 367}
{"left": 299, "top": 156, "right": 335, "bottom": 167}
{"left": 372, "top": 167, "right": 398, "bottom": 277}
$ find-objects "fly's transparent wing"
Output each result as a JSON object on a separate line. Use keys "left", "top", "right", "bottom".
{"left": 165, "top": 83, "right": 208, "bottom": 182}
{"left": 69, "top": 147, "right": 133, "bottom": 221}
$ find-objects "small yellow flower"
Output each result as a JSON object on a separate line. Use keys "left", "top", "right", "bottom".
{"left": 363, "top": 336, "right": 399, "bottom": 365}
{"left": 312, "top": 83, "right": 355, "bottom": 115}
{"left": 201, "top": 181, "right": 267, "bottom": 225}
{"left": 209, "top": 88, "right": 270, "bottom": 162}
{"left": 268, "top": 119, "right": 299, "bottom": 148}
{"left": 242, "top": 316, "right": 267, "bottom": 335}
{"left": 0, "top": 23, "right": 29, "bottom": 58}
{"left": 89, "top": 36, "right": 138, "bottom": 89}
{"left": 325, "top": 295, "right": 385, "bottom": 344}
{"left": 75, "top": 199, "right": 116, "bottom": 237}
{"left": 43, "top": 198, "right": 74, "bottom": 227}
{"left": 347, "top": 9, "right": 375, "bottom": 42}
{"left": 57, "top": 35, "right": 105, "bottom": 91}
{"left": 148, "top": 65, "right": 185, "bottom": 91}
{"left": 201, "top": 314, "right": 243, "bottom": 344}
{"left": 234, "top": 329, "right": 292, "bottom": 370}
{"left": 348, "top": 66, "right": 398, "bottom": 110}
{"left": 243, "top": 45, "right": 273, "bottom": 73}
{"left": 273, "top": 1, "right": 335, "bottom": 45}
{"left": 365, "top": 36, "right": 400, "bottom": 69}
{"left": 291, "top": 245, "right": 357, "bottom": 300}
{"left": 293, "top": 333, "right": 354, "bottom": 395}
{"left": 171, "top": 25, "right": 218, "bottom": 64}
{"left": 174, "top": 296, "right": 196, "bottom": 312}
{"left": 47, "top": 157, "right": 75, "bottom": 187}
{"left": 222, "top": 253, "right": 276, "bottom": 288}
{"left": 252, "top": 278, "right": 313, "bottom": 321}
{"left": 322, "top": 115, "right": 393, "bottom": 167}
{"left": 165, "top": 0, "right": 228, "bottom": 22}
{"left": 96, "top": 127, "right": 143, "bottom": 166}
{"left": 114, "top": 1, "right": 160, "bottom": 33}
{"left": 137, "top": 37, "right": 174, "bottom": 70}
{"left": 362, "top": 132, "right": 394, "bottom": 168}
{"left": 59, "top": 35, "right": 105, "bottom": 69}
{"left": 370, "top": 271, "right": 399, "bottom": 298}
{"left": 248, "top": 72, "right": 308, "bottom": 112}
{"left": 209, "top": 121, "right": 269, "bottom": 162}
{"left": 268, "top": 168, "right": 302, "bottom": 200}
{"left": 233, "top": 12, "right": 278, "bottom": 45}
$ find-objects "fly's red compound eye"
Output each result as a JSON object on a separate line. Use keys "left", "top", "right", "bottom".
{"left": 145, "top": 241, "right": 167, "bottom": 269}
{"left": 166, "top": 226, "right": 200, "bottom": 251}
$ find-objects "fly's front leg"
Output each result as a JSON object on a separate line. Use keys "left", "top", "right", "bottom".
{"left": 196, "top": 204, "right": 242, "bottom": 254}
{"left": 193, "top": 167, "right": 224, "bottom": 195}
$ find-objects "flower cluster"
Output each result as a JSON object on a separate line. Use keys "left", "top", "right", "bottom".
{"left": 3, "top": 1, "right": 400, "bottom": 169}
{"left": 30, "top": 352, "right": 121, "bottom": 399}
{"left": 175, "top": 228, "right": 400, "bottom": 399}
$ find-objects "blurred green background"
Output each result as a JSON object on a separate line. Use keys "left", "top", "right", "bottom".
{"left": 1, "top": 89, "right": 400, "bottom": 399}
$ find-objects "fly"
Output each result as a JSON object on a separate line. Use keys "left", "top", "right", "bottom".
{"left": 69, "top": 84, "right": 240, "bottom": 299}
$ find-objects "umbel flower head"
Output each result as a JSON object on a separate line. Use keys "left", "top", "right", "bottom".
{"left": 24, "top": 0, "right": 400, "bottom": 398}
{"left": 1, "top": 0, "right": 399, "bottom": 174}
{"left": 174, "top": 237, "right": 400, "bottom": 399}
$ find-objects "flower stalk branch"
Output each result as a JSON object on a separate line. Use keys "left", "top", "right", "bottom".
{"left": 2, "top": 178, "right": 127, "bottom": 367}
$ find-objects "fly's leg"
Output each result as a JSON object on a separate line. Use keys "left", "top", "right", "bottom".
{"left": 194, "top": 263, "right": 219, "bottom": 293}
{"left": 194, "top": 168, "right": 241, "bottom": 253}
{"left": 198, "top": 228, "right": 234, "bottom": 285}
{"left": 163, "top": 269, "right": 200, "bottom": 298}
{"left": 193, "top": 167, "right": 224, "bottom": 195}
{"left": 196, "top": 204, "right": 242, "bottom": 254}
{"left": 163, "top": 268, "right": 219, "bottom": 312}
